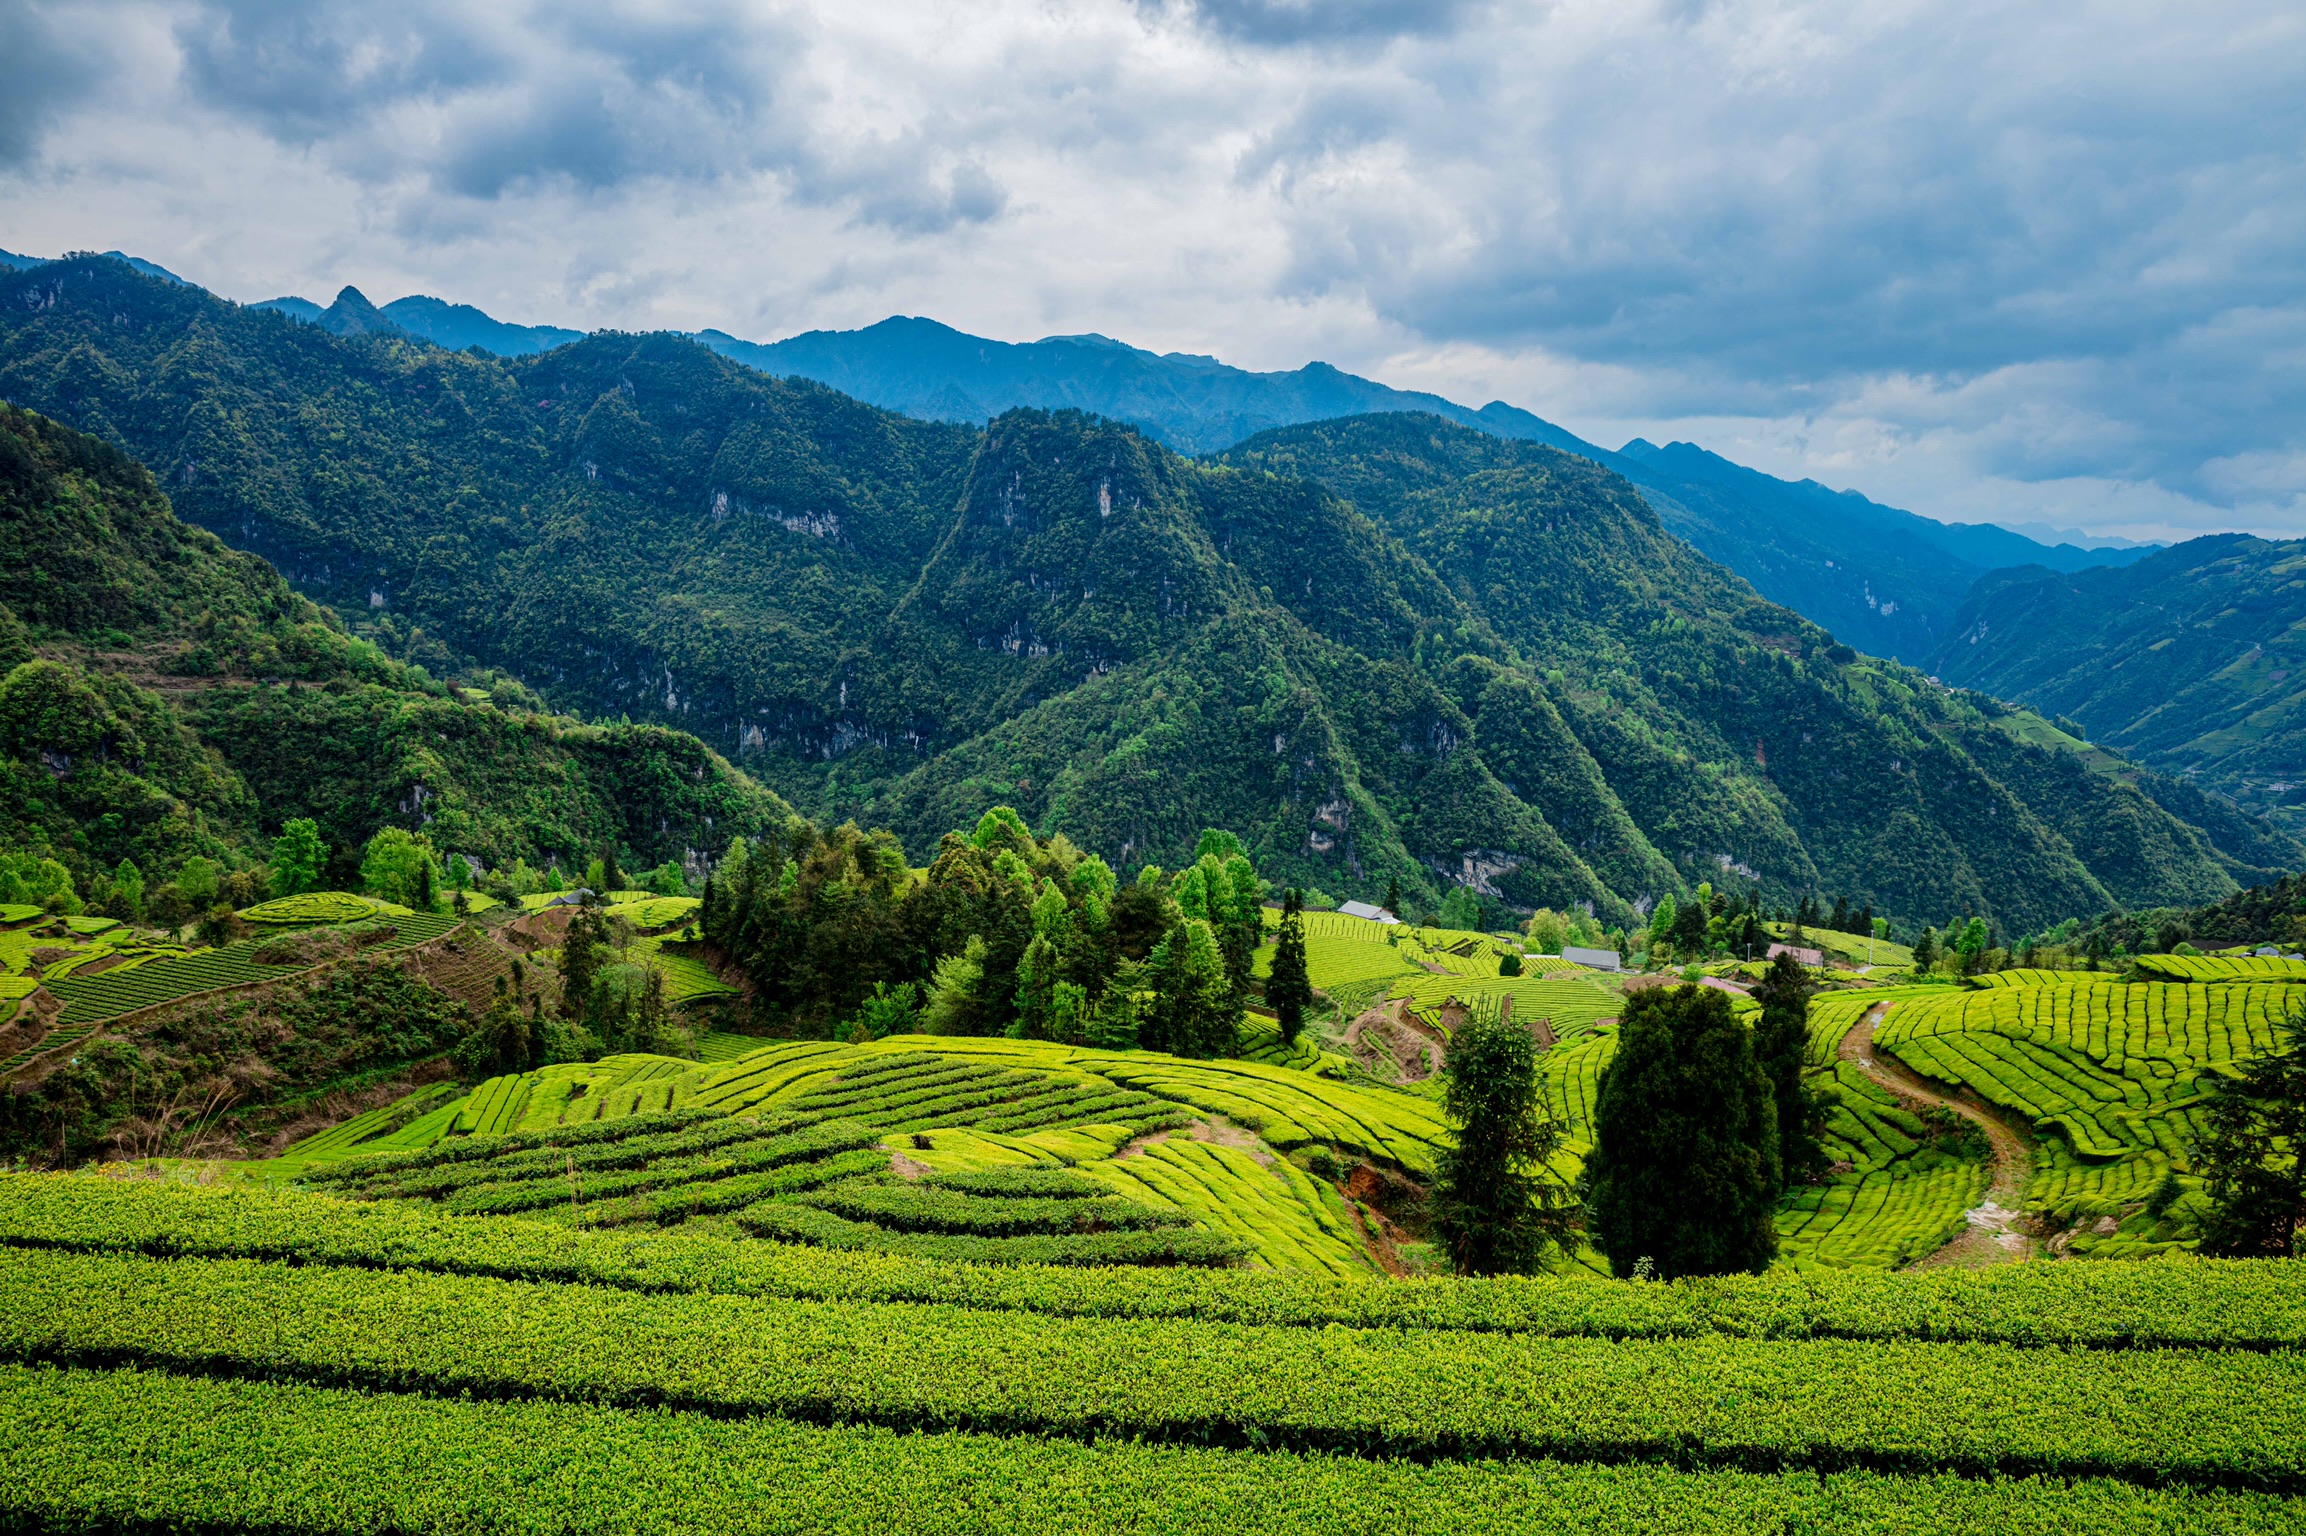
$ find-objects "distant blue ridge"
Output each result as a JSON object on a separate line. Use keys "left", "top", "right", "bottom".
{"left": 250, "top": 287, "right": 580, "bottom": 355}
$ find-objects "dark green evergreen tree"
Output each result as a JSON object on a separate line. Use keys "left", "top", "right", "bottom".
{"left": 1581, "top": 983, "right": 1780, "bottom": 1278}
{"left": 1147, "top": 917, "right": 1234, "bottom": 1058}
{"left": 414, "top": 857, "right": 435, "bottom": 914}
{"left": 1672, "top": 894, "right": 1708, "bottom": 955}
{"left": 1431, "top": 1012, "right": 1575, "bottom": 1274}
{"left": 600, "top": 843, "right": 626, "bottom": 896}
{"left": 2195, "top": 1008, "right": 2306, "bottom": 1257}
{"left": 1268, "top": 888, "right": 1314, "bottom": 1045}
{"left": 459, "top": 976, "right": 534, "bottom": 1076}
{"left": 559, "top": 905, "right": 608, "bottom": 1019}
{"left": 1750, "top": 950, "right": 1828, "bottom": 1184}
{"left": 1385, "top": 878, "right": 1402, "bottom": 920}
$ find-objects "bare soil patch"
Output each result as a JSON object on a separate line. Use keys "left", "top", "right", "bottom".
{"left": 1188, "top": 1116, "right": 1277, "bottom": 1167}
{"left": 1344, "top": 997, "right": 1443, "bottom": 1082}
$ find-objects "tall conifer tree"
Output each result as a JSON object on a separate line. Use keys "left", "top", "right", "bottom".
{"left": 1582, "top": 983, "right": 1780, "bottom": 1278}
{"left": 1432, "top": 1012, "right": 1574, "bottom": 1274}
{"left": 1751, "top": 950, "right": 1827, "bottom": 1184}
{"left": 1269, "top": 888, "right": 1313, "bottom": 1046}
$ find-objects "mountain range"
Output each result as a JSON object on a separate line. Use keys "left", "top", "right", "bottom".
{"left": 170, "top": 260, "right": 2155, "bottom": 662}
{"left": 1930, "top": 536, "right": 2306, "bottom": 834}
{"left": 0, "top": 252, "right": 2283, "bottom": 937}
{"left": 247, "top": 286, "right": 583, "bottom": 356}
{"left": 697, "top": 316, "right": 2157, "bottom": 662}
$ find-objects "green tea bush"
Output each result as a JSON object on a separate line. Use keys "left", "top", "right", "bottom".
{"left": 7, "top": 1244, "right": 2305, "bottom": 1484}
{"left": 795, "top": 1180, "right": 1191, "bottom": 1236}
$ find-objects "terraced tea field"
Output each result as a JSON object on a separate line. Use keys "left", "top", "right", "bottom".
{"left": 1778, "top": 1063, "right": 1993, "bottom": 1269}
{"left": 2, "top": 1173, "right": 2301, "bottom": 1534}
{"left": 1396, "top": 971, "right": 1623, "bottom": 1041}
{"left": 2134, "top": 953, "right": 2306, "bottom": 982}
{"left": 630, "top": 932, "right": 738, "bottom": 1001}
{"left": 608, "top": 894, "right": 703, "bottom": 930}
{"left": 1874, "top": 979, "right": 2295, "bottom": 1157}
{"left": 1267, "top": 908, "right": 1623, "bottom": 1064}
{"left": 43, "top": 913, "right": 462, "bottom": 1027}
{"left": 238, "top": 891, "right": 387, "bottom": 925}
{"left": 1, "top": 898, "right": 480, "bottom": 1083}
{"left": 1847, "top": 965, "right": 2306, "bottom": 1256}
{"left": 257, "top": 1036, "right": 1430, "bottom": 1273}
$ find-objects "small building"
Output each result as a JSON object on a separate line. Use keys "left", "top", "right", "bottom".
{"left": 1564, "top": 944, "right": 1622, "bottom": 972}
{"left": 1768, "top": 941, "right": 1824, "bottom": 967}
{"left": 1338, "top": 900, "right": 1399, "bottom": 925}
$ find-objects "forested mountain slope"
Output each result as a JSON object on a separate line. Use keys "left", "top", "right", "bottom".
{"left": 0, "top": 255, "right": 2279, "bottom": 932}
{"left": 243, "top": 274, "right": 2149, "bottom": 660}
{"left": 1930, "top": 536, "right": 2306, "bottom": 833}
{"left": 0, "top": 399, "right": 788, "bottom": 891}
{"left": 702, "top": 315, "right": 2150, "bottom": 662}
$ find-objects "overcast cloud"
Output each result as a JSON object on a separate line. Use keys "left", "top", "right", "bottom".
{"left": 0, "top": 0, "right": 2298, "bottom": 541}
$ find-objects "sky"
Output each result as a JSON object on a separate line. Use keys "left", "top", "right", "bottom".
{"left": 1, "top": 0, "right": 2300, "bottom": 543}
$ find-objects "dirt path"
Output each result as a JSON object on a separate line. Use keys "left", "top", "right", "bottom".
{"left": 1840, "top": 1003, "right": 2038, "bottom": 1266}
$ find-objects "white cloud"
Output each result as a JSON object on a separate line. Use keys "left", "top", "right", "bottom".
{"left": 0, "top": 0, "right": 2298, "bottom": 536}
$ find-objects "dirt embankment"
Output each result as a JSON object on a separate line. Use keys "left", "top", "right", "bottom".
{"left": 1344, "top": 997, "right": 1445, "bottom": 1082}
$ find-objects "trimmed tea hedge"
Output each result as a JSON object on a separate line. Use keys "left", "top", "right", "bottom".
{"left": 6, "top": 1245, "right": 2305, "bottom": 1485}
{"left": 9, "top": 1175, "right": 2306, "bottom": 1349}
{"left": 8, "top": 1363, "right": 2295, "bottom": 1536}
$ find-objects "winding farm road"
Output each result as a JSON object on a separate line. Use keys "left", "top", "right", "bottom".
{"left": 1840, "top": 1002, "right": 2039, "bottom": 1266}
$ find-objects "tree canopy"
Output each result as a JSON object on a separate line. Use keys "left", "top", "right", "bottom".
{"left": 1431, "top": 1011, "right": 1574, "bottom": 1275}
{"left": 1582, "top": 983, "right": 1781, "bottom": 1279}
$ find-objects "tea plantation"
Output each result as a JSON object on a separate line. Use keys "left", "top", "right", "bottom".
{"left": 251, "top": 1034, "right": 1430, "bottom": 1276}
{"left": 7, "top": 902, "right": 2306, "bottom": 1529}
{"left": 3, "top": 1171, "right": 2304, "bottom": 1533}
{"left": 0, "top": 897, "right": 465, "bottom": 1075}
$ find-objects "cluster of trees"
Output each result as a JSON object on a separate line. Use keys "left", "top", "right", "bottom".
{"left": 0, "top": 842, "right": 269, "bottom": 933}
{"left": 353, "top": 828, "right": 688, "bottom": 915}
{"left": 1581, "top": 953, "right": 1824, "bottom": 1277}
{"left": 3, "top": 811, "right": 695, "bottom": 945}
{"left": 1909, "top": 913, "right": 2152, "bottom": 977}
{"left": 1794, "top": 893, "right": 1879, "bottom": 940}
{"left": 1910, "top": 916, "right": 2002, "bottom": 975}
{"left": 1433, "top": 952, "right": 1825, "bottom": 1279}
{"left": 701, "top": 810, "right": 1270, "bottom": 1056}
{"left": 462, "top": 901, "right": 695, "bottom": 1078}
{"left": 1522, "top": 905, "right": 1612, "bottom": 957}
{"left": 1640, "top": 882, "right": 1772, "bottom": 966}
{"left": 2045, "top": 881, "right": 2306, "bottom": 969}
